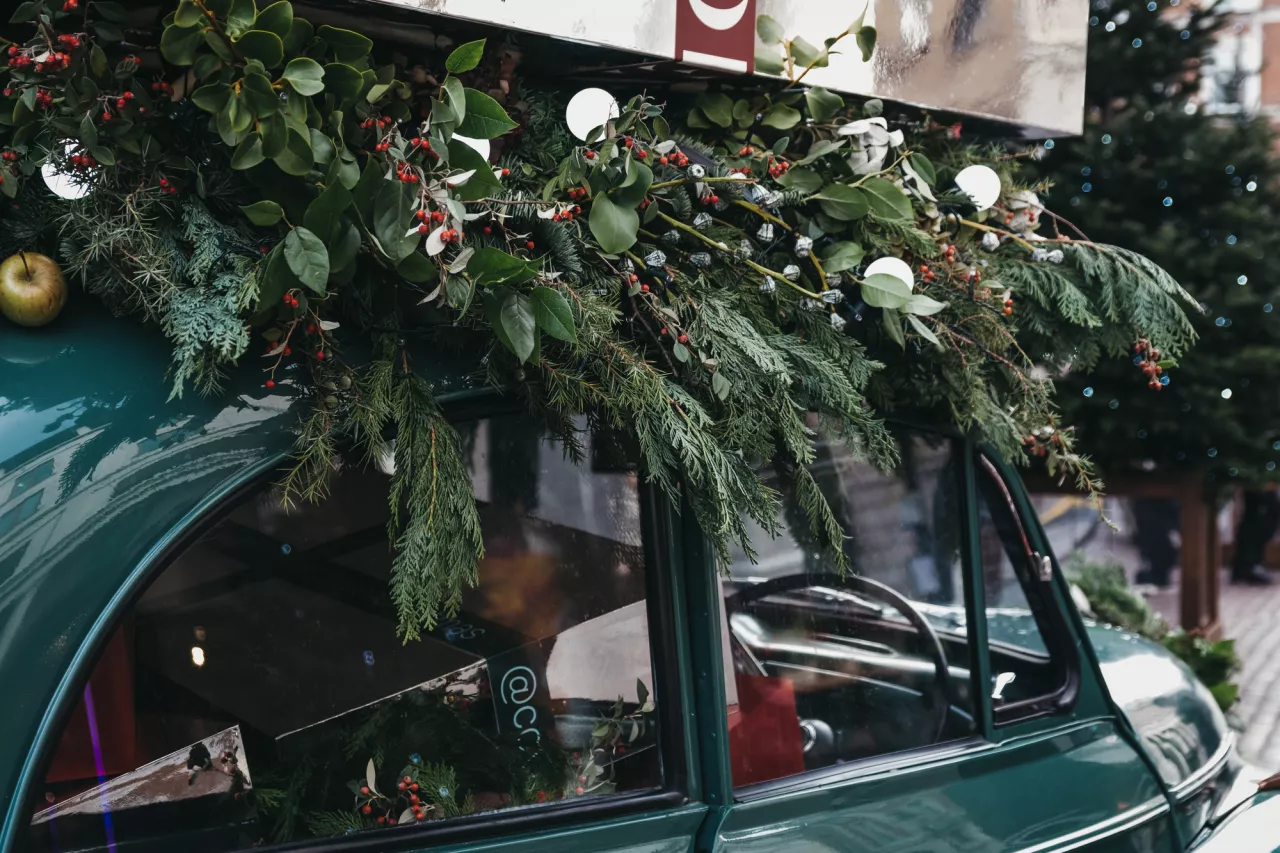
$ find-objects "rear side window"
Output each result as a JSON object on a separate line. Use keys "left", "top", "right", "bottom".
{"left": 27, "top": 415, "right": 662, "bottom": 853}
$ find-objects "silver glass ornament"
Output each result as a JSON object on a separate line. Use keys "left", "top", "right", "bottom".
{"left": 644, "top": 249, "right": 667, "bottom": 268}
{"left": 757, "top": 222, "right": 775, "bottom": 242}
{"left": 687, "top": 163, "right": 706, "bottom": 179}
{"left": 794, "top": 235, "right": 814, "bottom": 258}
{"left": 821, "top": 289, "right": 845, "bottom": 304}
{"left": 981, "top": 232, "right": 1001, "bottom": 251}
{"left": 1047, "top": 249, "right": 1065, "bottom": 264}
{"left": 693, "top": 212, "right": 712, "bottom": 231}
{"left": 621, "top": 257, "right": 635, "bottom": 272}
{"left": 800, "top": 298, "right": 822, "bottom": 312}
{"left": 783, "top": 264, "right": 801, "bottom": 282}
{"left": 825, "top": 272, "right": 844, "bottom": 287}
{"left": 689, "top": 251, "right": 712, "bottom": 268}
{"left": 737, "top": 239, "right": 754, "bottom": 257}
{"left": 662, "top": 229, "right": 681, "bottom": 246}
{"left": 759, "top": 276, "right": 777, "bottom": 295}
{"left": 830, "top": 312, "right": 848, "bottom": 332}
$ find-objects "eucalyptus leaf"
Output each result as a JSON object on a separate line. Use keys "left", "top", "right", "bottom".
{"left": 804, "top": 87, "right": 844, "bottom": 123}
{"left": 273, "top": 126, "right": 313, "bottom": 175}
{"left": 174, "top": 0, "right": 202, "bottom": 27}
{"left": 282, "top": 17, "right": 314, "bottom": 55}
{"left": 776, "top": 167, "right": 823, "bottom": 194}
{"left": 231, "top": 135, "right": 265, "bottom": 169}
{"left": 861, "top": 273, "right": 912, "bottom": 309}
{"left": 695, "top": 92, "right": 734, "bottom": 128}
{"left": 812, "top": 184, "right": 869, "bottom": 221}
{"left": 882, "top": 311, "right": 905, "bottom": 347}
{"left": 323, "top": 63, "right": 364, "bottom": 104}
{"left": 755, "top": 51, "right": 785, "bottom": 76}
{"left": 498, "top": 291, "right": 537, "bottom": 362}
{"left": 303, "top": 179, "right": 352, "bottom": 241}
{"left": 789, "top": 36, "right": 827, "bottom": 69}
{"left": 821, "top": 241, "right": 865, "bottom": 273}
{"left": 372, "top": 178, "right": 417, "bottom": 263}
{"left": 241, "top": 200, "right": 285, "bottom": 226}
{"left": 856, "top": 26, "right": 877, "bottom": 62}
{"left": 908, "top": 153, "right": 937, "bottom": 186}
{"left": 905, "top": 293, "right": 947, "bottom": 316}
{"left": 860, "top": 177, "right": 912, "bottom": 220}
{"left": 756, "top": 14, "right": 784, "bottom": 45}
{"left": 907, "top": 314, "right": 941, "bottom": 347}
{"left": 328, "top": 220, "right": 361, "bottom": 274}
{"left": 589, "top": 194, "right": 639, "bottom": 254}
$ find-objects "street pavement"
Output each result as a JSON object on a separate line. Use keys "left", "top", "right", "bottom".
{"left": 1218, "top": 572, "right": 1280, "bottom": 769}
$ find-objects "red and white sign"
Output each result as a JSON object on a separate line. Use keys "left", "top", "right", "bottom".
{"left": 674, "top": 0, "right": 757, "bottom": 74}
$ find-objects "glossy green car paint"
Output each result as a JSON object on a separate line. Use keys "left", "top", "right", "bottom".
{"left": 0, "top": 304, "right": 1272, "bottom": 853}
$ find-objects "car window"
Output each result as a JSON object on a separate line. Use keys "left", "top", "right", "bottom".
{"left": 973, "top": 456, "right": 1071, "bottom": 717}
{"left": 27, "top": 415, "right": 661, "bottom": 853}
{"left": 720, "top": 429, "right": 977, "bottom": 788}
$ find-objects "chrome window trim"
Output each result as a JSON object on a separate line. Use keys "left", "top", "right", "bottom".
{"left": 1013, "top": 795, "right": 1170, "bottom": 853}
{"left": 1171, "top": 732, "right": 1235, "bottom": 802}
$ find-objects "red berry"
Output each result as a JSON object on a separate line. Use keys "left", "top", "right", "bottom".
{"left": 418, "top": 224, "right": 429, "bottom": 235}
{"left": 159, "top": 178, "right": 169, "bottom": 187}
{"left": 526, "top": 240, "right": 535, "bottom": 250}
{"left": 678, "top": 334, "right": 688, "bottom": 344}
{"left": 410, "top": 783, "right": 419, "bottom": 792}
{"left": 265, "top": 379, "right": 275, "bottom": 389}
{"left": 416, "top": 210, "right": 426, "bottom": 221}
{"left": 501, "top": 168, "right": 510, "bottom": 177}
{"left": 659, "top": 156, "right": 668, "bottom": 165}
{"left": 377, "top": 816, "right": 386, "bottom": 825}
{"left": 576, "top": 786, "right": 585, "bottom": 795}
{"left": 659, "top": 327, "right": 667, "bottom": 336}
{"left": 283, "top": 346, "right": 291, "bottom": 356}
{"left": 361, "top": 805, "right": 372, "bottom": 815}
{"left": 409, "top": 794, "right": 419, "bottom": 804}
{"left": 282, "top": 295, "right": 292, "bottom": 305}
{"left": 585, "top": 150, "right": 596, "bottom": 159}
{"left": 641, "top": 284, "right": 649, "bottom": 292}
{"left": 316, "top": 350, "right": 325, "bottom": 360}
{"left": 306, "top": 324, "right": 317, "bottom": 334}
{"left": 624, "top": 137, "right": 633, "bottom": 148}
{"left": 361, "top": 786, "right": 370, "bottom": 795}
{"left": 124, "top": 91, "right": 133, "bottom": 100}
{"left": 637, "top": 149, "right": 647, "bottom": 159}
{"left": 483, "top": 226, "right": 492, "bottom": 234}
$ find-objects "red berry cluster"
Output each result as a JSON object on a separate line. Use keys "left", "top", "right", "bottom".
{"left": 373, "top": 141, "right": 391, "bottom": 153}
{"left": 394, "top": 161, "right": 418, "bottom": 183}
{"left": 1, "top": 152, "right": 17, "bottom": 163}
{"left": 1021, "top": 432, "right": 1059, "bottom": 458}
{"left": 34, "top": 89, "right": 53, "bottom": 109}
{"left": 1003, "top": 208, "right": 1038, "bottom": 226}
{"left": 281, "top": 292, "right": 300, "bottom": 309}
{"left": 1133, "top": 338, "right": 1165, "bottom": 390}
{"left": 113, "top": 90, "right": 134, "bottom": 110}
{"left": 551, "top": 207, "right": 578, "bottom": 222}
{"left": 738, "top": 146, "right": 755, "bottom": 156}
{"left": 967, "top": 266, "right": 984, "bottom": 286}
{"left": 1003, "top": 296, "right": 1014, "bottom": 316}
{"left": 939, "top": 243, "right": 957, "bottom": 262}
{"left": 67, "top": 152, "right": 96, "bottom": 170}
{"left": 360, "top": 115, "right": 392, "bottom": 130}
{"left": 149, "top": 80, "right": 173, "bottom": 97}
{"left": 56, "top": 33, "right": 82, "bottom": 49}
{"left": 701, "top": 192, "right": 720, "bottom": 206}
{"left": 767, "top": 157, "right": 791, "bottom": 179}
{"left": 918, "top": 264, "right": 938, "bottom": 284}
{"left": 728, "top": 166, "right": 752, "bottom": 175}
{"left": 439, "top": 228, "right": 461, "bottom": 243}
{"left": 668, "top": 149, "right": 690, "bottom": 168}
{"left": 567, "top": 187, "right": 588, "bottom": 201}
{"left": 62, "top": 0, "right": 78, "bottom": 11}
{"left": 157, "top": 176, "right": 176, "bottom": 195}
{"left": 6, "top": 47, "right": 34, "bottom": 71}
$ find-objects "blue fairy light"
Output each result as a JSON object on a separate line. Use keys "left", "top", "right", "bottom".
{"left": 1147, "top": 0, "right": 1157, "bottom": 8}
{"left": 280, "top": 543, "right": 292, "bottom": 555}
{"left": 1109, "top": 399, "right": 1120, "bottom": 410}
{"left": 1269, "top": 462, "right": 1277, "bottom": 472}
{"left": 1265, "top": 304, "right": 1274, "bottom": 313}
{"left": 1226, "top": 165, "right": 1235, "bottom": 174}
{"left": 1238, "top": 275, "right": 1248, "bottom": 284}
{"left": 1044, "top": 139, "right": 1056, "bottom": 149}
{"left": 363, "top": 650, "right": 376, "bottom": 666}
{"left": 1272, "top": 440, "right": 1280, "bottom": 450}
{"left": 1248, "top": 181, "right": 1258, "bottom": 191}
{"left": 1160, "top": 376, "right": 1170, "bottom": 386}
{"left": 1133, "top": 355, "right": 1144, "bottom": 364}
{"left": 1105, "top": 21, "right": 1116, "bottom": 31}
{"left": 1081, "top": 166, "right": 1092, "bottom": 176}
{"left": 1082, "top": 182, "right": 1092, "bottom": 192}
{"left": 1162, "top": 197, "right": 1173, "bottom": 207}
{"left": 410, "top": 753, "right": 422, "bottom": 763}
{"left": 439, "top": 787, "right": 450, "bottom": 798}
{"left": 1090, "top": 15, "right": 1099, "bottom": 25}
{"left": 1180, "top": 29, "right": 1190, "bottom": 39}
{"left": 1132, "top": 38, "right": 1143, "bottom": 47}
{"left": 1227, "top": 235, "right": 1237, "bottom": 245}
{"left": 1208, "top": 447, "right": 1218, "bottom": 457}
{"left": 1083, "top": 387, "right": 1094, "bottom": 397}
{"left": 1221, "top": 388, "right": 1233, "bottom": 399}
{"left": 1138, "top": 429, "right": 1148, "bottom": 438}
{"left": 1215, "top": 317, "right": 1226, "bottom": 327}
{"left": 1101, "top": 134, "right": 1113, "bottom": 144}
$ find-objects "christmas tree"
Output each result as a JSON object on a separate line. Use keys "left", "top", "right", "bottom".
{"left": 1039, "top": 0, "right": 1280, "bottom": 484}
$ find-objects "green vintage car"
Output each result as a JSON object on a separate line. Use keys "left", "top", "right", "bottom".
{"left": 0, "top": 303, "right": 1276, "bottom": 853}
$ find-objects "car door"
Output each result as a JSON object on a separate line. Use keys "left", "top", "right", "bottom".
{"left": 10, "top": 411, "right": 701, "bottom": 853}
{"left": 691, "top": 430, "right": 1179, "bottom": 853}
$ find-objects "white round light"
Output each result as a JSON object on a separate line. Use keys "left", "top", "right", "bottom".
{"left": 565, "top": 87, "right": 620, "bottom": 142}
{"left": 863, "top": 256, "right": 916, "bottom": 292}
{"left": 954, "top": 164, "right": 1002, "bottom": 211}
{"left": 42, "top": 143, "right": 91, "bottom": 200}
{"left": 452, "top": 134, "right": 490, "bottom": 160}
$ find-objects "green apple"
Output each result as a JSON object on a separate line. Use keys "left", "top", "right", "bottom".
{"left": 0, "top": 252, "right": 67, "bottom": 327}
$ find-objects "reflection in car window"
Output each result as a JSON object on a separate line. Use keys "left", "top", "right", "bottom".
{"left": 28, "top": 416, "right": 660, "bottom": 853}
{"left": 721, "top": 429, "right": 976, "bottom": 787}
{"left": 974, "top": 456, "right": 1069, "bottom": 711}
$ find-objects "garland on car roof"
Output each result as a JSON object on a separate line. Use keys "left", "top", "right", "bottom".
{"left": 0, "top": 0, "right": 1198, "bottom": 639}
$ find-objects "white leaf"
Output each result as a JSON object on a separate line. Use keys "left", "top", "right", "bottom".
{"left": 447, "top": 246, "right": 474, "bottom": 273}
{"left": 417, "top": 282, "right": 443, "bottom": 304}
{"left": 905, "top": 293, "right": 947, "bottom": 316}
{"left": 654, "top": 140, "right": 677, "bottom": 154}
{"left": 837, "top": 116, "right": 887, "bottom": 136}
{"left": 399, "top": 808, "right": 415, "bottom": 824}
{"left": 426, "top": 225, "right": 446, "bottom": 256}
{"left": 888, "top": 129, "right": 905, "bottom": 147}
{"left": 728, "top": 173, "right": 749, "bottom": 180}
{"left": 263, "top": 342, "right": 285, "bottom": 357}
{"left": 366, "top": 759, "right": 378, "bottom": 792}
{"left": 446, "top": 169, "right": 476, "bottom": 187}
{"left": 907, "top": 314, "right": 942, "bottom": 348}
{"left": 319, "top": 319, "right": 341, "bottom": 331}
{"left": 537, "top": 206, "right": 558, "bottom": 219}
{"left": 405, "top": 226, "right": 422, "bottom": 238}
{"left": 462, "top": 211, "right": 486, "bottom": 221}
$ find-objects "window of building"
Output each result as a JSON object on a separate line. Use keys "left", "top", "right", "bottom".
{"left": 28, "top": 415, "right": 662, "bottom": 853}
{"left": 721, "top": 430, "right": 977, "bottom": 788}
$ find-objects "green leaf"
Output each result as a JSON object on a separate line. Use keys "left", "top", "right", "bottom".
{"left": 446, "top": 39, "right": 485, "bottom": 73}
{"left": 318, "top": 25, "right": 372, "bottom": 62}
{"left": 259, "top": 112, "right": 287, "bottom": 157}
{"left": 282, "top": 17, "right": 313, "bottom": 55}
{"left": 812, "top": 184, "right": 869, "bottom": 221}
{"left": 531, "top": 285, "right": 575, "bottom": 342}
{"left": 860, "top": 177, "right": 912, "bottom": 220}
{"left": 9, "top": 1, "right": 40, "bottom": 23}
{"left": 590, "top": 194, "right": 638, "bottom": 254}
{"left": 856, "top": 26, "right": 877, "bottom": 62}
{"left": 756, "top": 14, "right": 784, "bottom": 45}
{"left": 672, "top": 342, "right": 690, "bottom": 363}
{"left": 78, "top": 113, "right": 98, "bottom": 148}
{"left": 328, "top": 220, "right": 361, "bottom": 274}
{"left": 395, "top": 251, "right": 436, "bottom": 283}
{"left": 224, "top": 90, "right": 253, "bottom": 132}
{"left": 236, "top": 30, "right": 284, "bottom": 67}
{"left": 442, "top": 76, "right": 465, "bottom": 123}
{"left": 907, "top": 314, "right": 941, "bottom": 347}
{"left": 755, "top": 50, "right": 785, "bottom": 76}
{"left": 282, "top": 56, "right": 324, "bottom": 95}
{"left": 761, "top": 103, "right": 801, "bottom": 130}
{"left": 257, "top": 241, "right": 296, "bottom": 308}
{"left": 241, "top": 199, "right": 284, "bottom": 226}
{"left": 273, "top": 126, "right": 313, "bottom": 175}
{"left": 193, "top": 53, "right": 222, "bottom": 80}
{"left": 456, "top": 89, "right": 517, "bottom": 139}
{"left": 908, "top": 153, "right": 936, "bottom": 186}
{"left": 789, "top": 36, "right": 827, "bottom": 69}
{"left": 303, "top": 179, "right": 352, "bottom": 241}
{"left": 93, "top": 1, "right": 130, "bottom": 22}
{"left": 284, "top": 226, "right": 330, "bottom": 293}
{"left": 804, "top": 87, "right": 844, "bottom": 123}
{"left": 695, "top": 92, "right": 733, "bottom": 128}
{"left": 372, "top": 178, "right": 417, "bottom": 263}
{"left": 89, "top": 147, "right": 115, "bottom": 166}
{"left": 467, "top": 247, "right": 539, "bottom": 288}
{"left": 204, "top": 28, "right": 238, "bottom": 63}
{"left": 243, "top": 72, "right": 278, "bottom": 116}
{"left": 174, "top": 0, "right": 203, "bottom": 27}
{"left": 445, "top": 138, "right": 501, "bottom": 200}
{"left": 323, "top": 62, "right": 364, "bottom": 104}
{"left": 89, "top": 44, "right": 109, "bottom": 77}
{"left": 882, "top": 312, "right": 905, "bottom": 348}
{"left": 712, "top": 371, "right": 731, "bottom": 400}
{"left": 231, "top": 135, "right": 265, "bottom": 169}
{"left": 611, "top": 161, "right": 653, "bottom": 208}
{"left": 255, "top": 0, "right": 293, "bottom": 38}
{"left": 498, "top": 291, "right": 537, "bottom": 362}
{"left": 861, "top": 273, "right": 912, "bottom": 309}
{"left": 160, "top": 24, "right": 204, "bottom": 66}
{"left": 192, "top": 83, "right": 230, "bottom": 113}
{"left": 905, "top": 293, "right": 946, "bottom": 316}
{"left": 776, "top": 167, "right": 823, "bottom": 194}
{"left": 226, "top": 0, "right": 257, "bottom": 39}
{"left": 821, "top": 241, "right": 865, "bottom": 273}
{"left": 309, "top": 129, "right": 335, "bottom": 165}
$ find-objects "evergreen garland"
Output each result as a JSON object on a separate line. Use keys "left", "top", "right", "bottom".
{"left": 0, "top": 0, "right": 1196, "bottom": 638}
